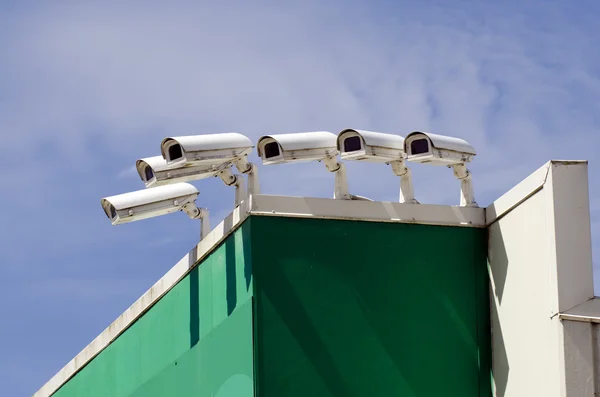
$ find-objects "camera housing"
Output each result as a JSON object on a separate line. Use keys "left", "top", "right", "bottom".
{"left": 101, "top": 183, "right": 201, "bottom": 225}
{"left": 337, "top": 129, "right": 405, "bottom": 163}
{"left": 136, "top": 156, "right": 218, "bottom": 188}
{"left": 256, "top": 131, "right": 339, "bottom": 165}
{"left": 404, "top": 131, "right": 477, "bottom": 207}
{"left": 160, "top": 133, "right": 253, "bottom": 168}
{"left": 404, "top": 131, "right": 476, "bottom": 166}
{"left": 336, "top": 129, "right": 417, "bottom": 204}
{"left": 159, "top": 132, "right": 259, "bottom": 199}
{"left": 256, "top": 131, "right": 354, "bottom": 200}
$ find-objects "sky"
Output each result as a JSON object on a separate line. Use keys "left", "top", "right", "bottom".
{"left": 1, "top": 0, "right": 599, "bottom": 395}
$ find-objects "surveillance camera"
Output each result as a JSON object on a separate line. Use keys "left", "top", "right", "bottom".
{"left": 256, "top": 131, "right": 358, "bottom": 200}
{"left": 159, "top": 132, "right": 260, "bottom": 199}
{"left": 336, "top": 129, "right": 417, "bottom": 204}
{"left": 256, "top": 131, "right": 339, "bottom": 165}
{"left": 101, "top": 182, "right": 202, "bottom": 226}
{"left": 160, "top": 133, "right": 253, "bottom": 168}
{"left": 337, "top": 129, "right": 405, "bottom": 163}
{"left": 404, "top": 131, "right": 477, "bottom": 207}
{"left": 404, "top": 131, "right": 476, "bottom": 166}
{"left": 136, "top": 156, "right": 218, "bottom": 188}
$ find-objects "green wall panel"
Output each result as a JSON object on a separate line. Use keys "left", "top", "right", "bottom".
{"left": 52, "top": 223, "right": 254, "bottom": 397}
{"left": 251, "top": 216, "right": 491, "bottom": 397}
{"left": 130, "top": 299, "right": 254, "bottom": 397}
{"left": 49, "top": 214, "right": 490, "bottom": 397}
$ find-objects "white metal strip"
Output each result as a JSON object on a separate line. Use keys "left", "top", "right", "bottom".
{"left": 559, "top": 314, "right": 600, "bottom": 323}
{"left": 559, "top": 298, "right": 600, "bottom": 323}
{"left": 485, "top": 162, "right": 551, "bottom": 225}
{"left": 485, "top": 160, "right": 589, "bottom": 225}
{"left": 249, "top": 194, "right": 486, "bottom": 227}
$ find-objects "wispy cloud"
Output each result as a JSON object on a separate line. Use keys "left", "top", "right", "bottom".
{"left": 117, "top": 165, "right": 137, "bottom": 179}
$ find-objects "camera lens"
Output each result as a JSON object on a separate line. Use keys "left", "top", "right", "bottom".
{"left": 144, "top": 166, "right": 154, "bottom": 182}
{"left": 343, "top": 136, "right": 362, "bottom": 152}
{"left": 264, "top": 142, "right": 281, "bottom": 158}
{"left": 168, "top": 144, "right": 183, "bottom": 161}
{"left": 411, "top": 139, "right": 430, "bottom": 155}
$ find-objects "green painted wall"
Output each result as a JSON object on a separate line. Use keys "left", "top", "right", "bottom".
{"left": 251, "top": 216, "right": 491, "bottom": 397}
{"left": 50, "top": 215, "right": 490, "bottom": 397}
{"left": 52, "top": 224, "right": 254, "bottom": 397}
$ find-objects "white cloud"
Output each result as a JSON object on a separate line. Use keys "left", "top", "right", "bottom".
{"left": 117, "top": 165, "right": 137, "bottom": 179}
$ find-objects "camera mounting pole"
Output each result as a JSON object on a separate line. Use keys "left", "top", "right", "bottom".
{"left": 234, "top": 155, "right": 260, "bottom": 199}
{"left": 452, "top": 163, "right": 477, "bottom": 207}
{"left": 217, "top": 169, "right": 247, "bottom": 207}
{"left": 322, "top": 155, "right": 351, "bottom": 200}
{"left": 182, "top": 203, "right": 211, "bottom": 240}
{"left": 390, "top": 160, "right": 418, "bottom": 204}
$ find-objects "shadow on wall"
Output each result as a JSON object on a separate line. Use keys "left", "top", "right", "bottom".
{"left": 256, "top": 261, "right": 358, "bottom": 397}
{"left": 256, "top": 250, "right": 487, "bottom": 396}
{"left": 489, "top": 219, "right": 510, "bottom": 305}
{"left": 189, "top": 248, "right": 200, "bottom": 348}
{"left": 488, "top": 223, "right": 511, "bottom": 397}
{"left": 226, "top": 232, "right": 237, "bottom": 316}
{"left": 254, "top": 218, "right": 491, "bottom": 397}
{"left": 188, "top": 215, "right": 254, "bottom": 348}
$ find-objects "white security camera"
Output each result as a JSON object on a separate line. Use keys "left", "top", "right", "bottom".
{"left": 257, "top": 131, "right": 356, "bottom": 200}
{"left": 337, "top": 129, "right": 417, "bottom": 204}
{"left": 161, "top": 132, "right": 253, "bottom": 167}
{"left": 257, "top": 131, "right": 339, "bottom": 164}
{"left": 159, "top": 132, "right": 260, "bottom": 199}
{"left": 136, "top": 156, "right": 218, "bottom": 188}
{"left": 404, "top": 131, "right": 477, "bottom": 207}
{"left": 404, "top": 131, "right": 476, "bottom": 166}
{"left": 337, "top": 129, "right": 404, "bottom": 162}
{"left": 100, "top": 182, "right": 211, "bottom": 238}
{"left": 136, "top": 155, "right": 247, "bottom": 206}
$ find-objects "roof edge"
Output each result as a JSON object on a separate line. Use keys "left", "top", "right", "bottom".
{"left": 250, "top": 194, "right": 485, "bottom": 227}
{"left": 485, "top": 160, "right": 588, "bottom": 225}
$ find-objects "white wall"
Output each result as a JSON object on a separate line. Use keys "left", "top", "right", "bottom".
{"left": 559, "top": 298, "right": 600, "bottom": 396}
{"left": 487, "top": 161, "right": 595, "bottom": 397}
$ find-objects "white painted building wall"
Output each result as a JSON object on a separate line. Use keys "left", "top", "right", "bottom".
{"left": 559, "top": 298, "right": 600, "bottom": 396}
{"left": 487, "top": 161, "right": 596, "bottom": 397}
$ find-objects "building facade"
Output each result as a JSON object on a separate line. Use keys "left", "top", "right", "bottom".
{"left": 34, "top": 160, "right": 596, "bottom": 397}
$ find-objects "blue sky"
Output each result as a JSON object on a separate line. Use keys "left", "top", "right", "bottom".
{"left": 1, "top": 0, "right": 599, "bottom": 395}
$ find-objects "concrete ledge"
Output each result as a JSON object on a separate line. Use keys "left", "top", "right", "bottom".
{"left": 250, "top": 194, "right": 486, "bottom": 227}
